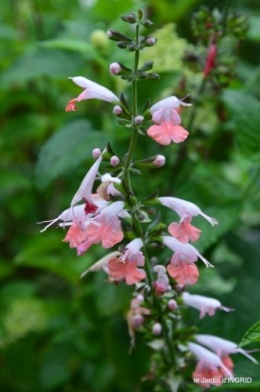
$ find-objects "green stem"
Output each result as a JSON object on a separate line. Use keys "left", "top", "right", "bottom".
{"left": 123, "top": 22, "right": 178, "bottom": 374}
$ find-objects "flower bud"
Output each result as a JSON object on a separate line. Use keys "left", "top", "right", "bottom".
{"left": 110, "top": 155, "right": 120, "bottom": 167}
{"left": 152, "top": 323, "right": 162, "bottom": 335}
{"left": 168, "top": 299, "right": 178, "bottom": 311}
{"left": 109, "top": 62, "right": 122, "bottom": 75}
{"left": 92, "top": 148, "right": 102, "bottom": 159}
{"left": 134, "top": 115, "right": 144, "bottom": 125}
{"left": 153, "top": 155, "right": 166, "bottom": 167}
{"left": 146, "top": 37, "right": 157, "bottom": 46}
{"left": 113, "top": 105, "right": 123, "bottom": 115}
{"left": 121, "top": 12, "right": 137, "bottom": 24}
{"left": 136, "top": 294, "right": 144, "bottom": 302}
{"left": 133, "top": 314, "right": 144, "bottom": 328}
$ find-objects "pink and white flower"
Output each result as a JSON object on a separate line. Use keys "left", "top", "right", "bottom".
{"left": 159, "top": 197, "right": 218, "bottom": 243}
{"left": 182, "top": 292, "right": 233, "bottom": 318}
{"left": 195, "top": 334, "right": 258, "bottom": 364}
{"left": 163, "top": 236, "right": 213, "bottom": 267}
{"left": 65, "top": 76, "right": 119, "bottom": 111}
{"left": 188, "top": 342, "right": 233, "bottom": 389}
{"left": 147, "top": 96, "right": 191, "bottom": 145}
{"left": 86, "top": 201, "right": 125, "bottom": 249}
{"left": 108, "top": 238, "right": 146, "bottom": 285}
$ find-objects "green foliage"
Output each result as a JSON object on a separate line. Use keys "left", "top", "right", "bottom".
{"left": 239, "top": 321, "right": 260, "bottom": 348}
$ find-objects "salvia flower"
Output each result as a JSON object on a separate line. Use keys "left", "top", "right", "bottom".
{"left": 147, "top": 95, "right": 191, "bottom": 145}
{"left": 65, "top": 77, "right": 119, "bottom": 111}
{"left": 188, "top": 342, "right": 233, "bottom": 389}
{"left": 195, "top": 334, "right": 258, "bottom": 364}
{"left": 108, "top": 238, "right": 146, "bottom": 285}
{"left": 113, "top": 105, "right": 123, "bottom": 115}
{"left": 110, "top": 155, "right": 120, "bottom": 167}
{"left": 92, "top": 148, "right": 102, "bottom": 159}
{"left": 182, "top": 292, "right": 233, "bottom": 319}
{"left": 159, "top": 197, "right": 218, "bottom": 243}
{"left": 86, "top": 201, "right": 125, "bottom": 249}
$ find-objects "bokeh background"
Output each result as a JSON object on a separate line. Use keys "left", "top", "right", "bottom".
{"left": 1, "top": 0, "right": 260, "bottom": 391}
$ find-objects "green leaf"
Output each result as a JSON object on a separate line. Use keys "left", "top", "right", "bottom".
{"left": 34, "top": 119, "right": 106, "bottom": 189}
{"left": 222, "top": 89, "right": 260, "bottom": 157}
{"left": 39, "top": 39, "right": 93, "bottom": 54}
{"left": 239, "top": 321, "right": 260, "bottom": 348}
{"left": 0, "top": 48, "right": 85, "bottom": 86}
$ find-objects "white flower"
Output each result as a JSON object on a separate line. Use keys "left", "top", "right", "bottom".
{"left": 182, "top": 292, "right": 233, "bottom": 318}
{"left": 195, "top": 334, "right": 258, "bottom": 364}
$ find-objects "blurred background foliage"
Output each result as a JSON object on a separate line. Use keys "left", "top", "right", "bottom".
{"left": 1, "top": 0, "right": 260, "bottom": 391}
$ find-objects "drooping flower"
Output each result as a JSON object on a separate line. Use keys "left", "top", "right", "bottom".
{"left": 108, "top": 238, "right": 146, "bottom": 285}
{"left": 86, "top": 201, "right": 125, "bottom": 249}
{"left": 153, "top": 265, "right": 170, "bottom": 295}
{"left": 65, "top": 77, "right": 119, "bottom": 112}
{"left": 159, "top": 197, "right": 218, "bottom": 243}
{"left": 195, "top": 334, "right": 258, "bottom": 365}
{"left": 188, "top": 342, "right": 233, "bottom": 389}
{"left": 163, "top": 236, "right": 213, "bottom": 267}
{"left": 182, "top": 292, "right": 233, "bottom": 318}
{"left": 167, "top": 252, "right": 199, "bottom": 286}
{"left": 63, "top": 218, "right": 88, "bottom": 248}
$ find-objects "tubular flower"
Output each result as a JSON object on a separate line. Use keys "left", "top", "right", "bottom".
{"left": 65, "top": 76, "right": 119, "bottom": 111}
{"left": 182, "top": 292, "right": 233, "bottom": 319}
{"left": 159, "top": 197, "right": 218, "bottom": 243}
{"left": 147, "top": 96, "right": 191, "bottom": 145}
{"left": 162, "top": 236, "right": 213, "bottom": 267}
{"left": 86, "top": 201, "right": 125, "bottom": 249}
{"left": 108, "top": 238, "right": 146, "bottom": 285}
{"left": 195, "top": 335, "right": 258, "bottom": 365}
{"left": 188, "top": 342, "right": 233, "bottom": 389}
{"left": 167, "top": 252, "right": 199, "bottom": 286}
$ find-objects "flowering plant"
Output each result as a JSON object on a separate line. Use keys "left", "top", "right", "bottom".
{"left": 40, "top": 8, "right": 258, "bottom": 391}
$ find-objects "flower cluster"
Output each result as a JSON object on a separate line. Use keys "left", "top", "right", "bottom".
{"left": 40, "top": 10, "right": 257, "bottom": 389}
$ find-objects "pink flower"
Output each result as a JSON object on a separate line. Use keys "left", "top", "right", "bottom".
{"left": 110, "top": 155, "right": 120, "bottom": 167}
{"left": 168, "top": 216, "right": 201, "bottom": 244}
{"left": 108, "top": 238, "right": 146, "bottom": 285}
{"left": 159, "top": 197, "right": 218, "bottom": 243}
{"left": 168, "top": 299, "right": 178, "bottom": 311}
{"left": 153, "top": 265, "right": 169, "bottom": 296}
{"left": 163, "top": 236, "right": 213, "bottom": 267}
{"left": 86, "top": 201, "right": 125, "bottom": 249}
{"left": 195, "top": 334, "right": 258, "bottom": 364}
{"left": 65, "top": 76, "right": 119, "bottom": 111}
{"left": 147, "top": 96, "right": 191, "bottom": 145}
{"left": 62, "top": 219, "right": 88, "bottom": 248}
{"left": 182, "top": 292, "right": 233, "bottom": 319}
{"left": 147, "top": 123, "right": 189, "bottom": 145}
{"left": 167, "top": 252, "right": 199, "bottom": 286}
{"left": 188, "top": 342, "right": 233, "bottom": 389}
{"left": 79, "top": 251, "right": 121, "bottom": 280}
